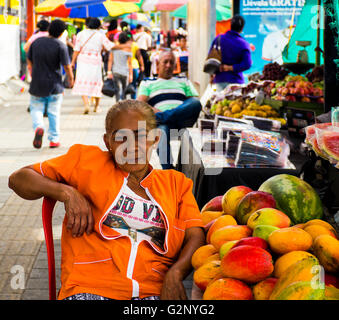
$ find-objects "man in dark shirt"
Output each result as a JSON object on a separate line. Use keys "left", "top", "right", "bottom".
{"left": 209, "top": 15, "right": 252, "bottom": 91}
{"left": 27, "top": 19, "right": 74, "bottom": 149}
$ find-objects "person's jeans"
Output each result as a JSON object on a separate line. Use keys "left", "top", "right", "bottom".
{"left": 214, "top": 82, "right": 231, "bottom": 91}
{"left": 29, "top": 93, "right": 63, "bottom": 143}
{"left": 131, "top": 68, "right": 139, "bottom": 99}
{"left": 113, "top": 73, "right": 127, "bottom": 101}
{"left": 156, "top": 97, "right": 202, "bottom": 169}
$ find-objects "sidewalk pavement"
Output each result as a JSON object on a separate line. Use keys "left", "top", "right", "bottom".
{"left": 0, "top": 90, "right": 190, "bottom": 300}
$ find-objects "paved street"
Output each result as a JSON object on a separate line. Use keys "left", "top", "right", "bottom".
{"left": 0, "top": 89, "right": 190, "bottom": 300}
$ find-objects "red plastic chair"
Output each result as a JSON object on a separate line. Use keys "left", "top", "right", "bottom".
{"left": 42, "top": 197, "right": 57, "bottom": 300}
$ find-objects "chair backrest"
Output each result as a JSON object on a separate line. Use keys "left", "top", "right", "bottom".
{"left": 41, "top": 197, "right": 57, "bottom": 300}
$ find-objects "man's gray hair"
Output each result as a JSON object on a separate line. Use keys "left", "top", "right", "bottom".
{"left": 158, "top": 49, "right": 176, "bottom": 63}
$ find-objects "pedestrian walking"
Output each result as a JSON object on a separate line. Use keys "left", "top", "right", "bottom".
{"left": 208, "top": 15, "right": 252, "bottom": 91}
{"left": 27, "top": 19, "right": 74, "bottom": 149}
{"left": 134, "top": 24, "right": 152, "bottom": 77}
{"left": 128, "top": 31, "right": 144, "bottom": 99}
{"left": 71, "top": 18, "right": 130, "bottom": 114}
{"left": 107, "top": 32, "right": 133, "bottom": 102}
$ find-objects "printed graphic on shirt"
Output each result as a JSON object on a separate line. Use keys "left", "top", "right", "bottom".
{"left": 103, "top": 192, "right": 166, "bottom": 249}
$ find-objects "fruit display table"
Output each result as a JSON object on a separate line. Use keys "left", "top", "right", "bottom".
{"left": 176, "top": 128, "right": 305, "bottom": 210}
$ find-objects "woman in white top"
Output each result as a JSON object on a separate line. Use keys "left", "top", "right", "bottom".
{"left": 71, "top": 18, "right": 129, "bottom": 114}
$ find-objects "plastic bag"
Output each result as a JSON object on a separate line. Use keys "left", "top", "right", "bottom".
{"left": 235, "top": 130, "right": 290, "bottom": 168}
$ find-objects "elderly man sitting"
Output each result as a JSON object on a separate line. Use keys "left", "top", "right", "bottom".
{"left": 137, "top": 50, "right": 202, "bottom": 169}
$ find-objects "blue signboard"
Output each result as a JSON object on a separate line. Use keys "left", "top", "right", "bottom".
{"left": 239, "top": 0, "right": 306, "bottom": 75}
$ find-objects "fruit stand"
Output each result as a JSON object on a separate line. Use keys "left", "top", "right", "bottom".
{"left": 204, "top": 64, "right": 325, "bottom": 138}
{"left": 190, "top": 174, "right": 339, "bottom": 300}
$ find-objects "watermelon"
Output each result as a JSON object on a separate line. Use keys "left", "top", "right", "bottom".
{"left": 309, "top": 136, "right": 329, "bottom": 160}
{"left": 322, "top": 131, "right": 339, "bottom": 161}
{"left": 305, "top": 123, "right": 331, "bottom": 145}
{"left": 258, "top": 174, "right": 323, "bottom": 224}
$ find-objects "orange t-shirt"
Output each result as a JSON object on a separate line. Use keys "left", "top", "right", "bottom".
{"left": 33, "top": 144, "right": 203, "bottom": 300}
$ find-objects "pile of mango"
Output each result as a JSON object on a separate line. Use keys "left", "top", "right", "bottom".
{"left": 191, "top": 177, "right": 339, "bottom": 300}
{"left": 210, "top": 98, "right": 286, "bottom": 126}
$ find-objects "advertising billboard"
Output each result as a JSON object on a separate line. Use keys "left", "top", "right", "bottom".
{"left": 239, "top": 0, "right": 306, "bottom": 75}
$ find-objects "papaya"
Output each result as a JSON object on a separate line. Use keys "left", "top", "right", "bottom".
{"left": 203, "top": 278, "right": 253, "bottom": 300}
{"left": 191, "top": 244, "right": 218, "bottom": 270}
{"left": 304, "top": 224, "right": 337, "bottom": 242}
{"left": 193, "top": 260, "right": 223, "bottom": 291}
{"left": 271, "top": 281, "right": 324, "bottom": 300}
{"left": 303, "top": 219, "right": 337, "bottom": 237}
{"left": 273, "top": 251, "right": 317, "bottom": 278}
{"left": 252, "top": 277, "right": 278, "bottom": 300}
{"left": 210, "top": 225, "right": 252, "bottom": 250}
{"left": 206, "top": 215, "right": 237, "bottom": 243}
{"left": 324, "top": 286, "right": 339, "bottom": 300}
{"left": 268, "top": 227, "right": 313, "bottom": 255}
{"left": 312, "top": 234, "right": 339, "bottom": 273}
{"left": 269, "top": 256, "right": 320, "bottom": 300}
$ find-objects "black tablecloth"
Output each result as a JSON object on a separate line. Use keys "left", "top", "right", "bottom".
{"left": 193, "top": 166, "right": 299, "bottom": 210}
{"left": 176, "top": 129, "right": 307, "bottom": 210}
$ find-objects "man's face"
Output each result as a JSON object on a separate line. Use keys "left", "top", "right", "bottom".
{"left": 157, "top": 52, "right": 175, "bottom": 79}
{"left": 179, "top": 38, "right": 187, "bottom": 49}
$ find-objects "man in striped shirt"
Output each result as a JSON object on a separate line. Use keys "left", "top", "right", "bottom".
{"left": 137, "top": 50, "right": 201, "bottom": 169}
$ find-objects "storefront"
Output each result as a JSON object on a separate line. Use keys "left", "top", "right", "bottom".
{"left": 0, "top": 0, "right": 21, "bottom": 84}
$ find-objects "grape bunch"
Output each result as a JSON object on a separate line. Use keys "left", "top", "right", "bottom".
{"left": 260, "top": 62, "right": 289, "bottom": 81}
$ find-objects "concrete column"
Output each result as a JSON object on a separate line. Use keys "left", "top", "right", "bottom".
{"left": 187, "top": 0, "right": 216, "bottom": 96}
{"left": 160, "top": 11, "right": 171, "bottom": 32}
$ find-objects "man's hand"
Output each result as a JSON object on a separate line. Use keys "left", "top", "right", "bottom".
{"left": 160, "top": 268, "right": 187, "bottom": 300}
{"left": 62, "top": 185, "right": 94, "bottom": 237}
{"left": 220, "top": 64, "right": 233, "bottom": 72}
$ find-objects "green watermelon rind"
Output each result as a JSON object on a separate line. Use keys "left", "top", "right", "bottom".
{"left": 258, "top": 174, "right": 323, "bottom": 225}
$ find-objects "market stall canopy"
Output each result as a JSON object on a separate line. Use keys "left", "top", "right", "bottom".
{"left": 65, "top": 0, "right": 105, "bottom": 8}
{"left": 64, "top": 0, "right": 140, "bottom": 6}
{"left": 35, "top": 0, "right": 140, "bottom": 18}
{"left": 141, "top": 0, "right": 188, "bottom": 12}
{"left": 170, "top": 0, "right": 231, "bottom": 21}
{"left": 282, "top": 0, "right": 324, "bottom": 65}
{"left": 122, "top": 12, "right": 154, "bottom": 28}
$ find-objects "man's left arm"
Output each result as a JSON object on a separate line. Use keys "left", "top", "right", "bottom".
{"left": 160, "top": 226, "right": 205, "bottom": 300}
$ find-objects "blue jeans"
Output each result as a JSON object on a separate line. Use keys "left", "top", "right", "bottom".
{"left": 156, "top": 97, "right": 202, "bottom": 169}
{"left": 29, "top": 93, "right": 63, "bottom": 143}
{"left": 214, "top": 82, "right": 230, "bottom": 91}
{"left": 131, "top": 68, "right": 139, "bottom": 99}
